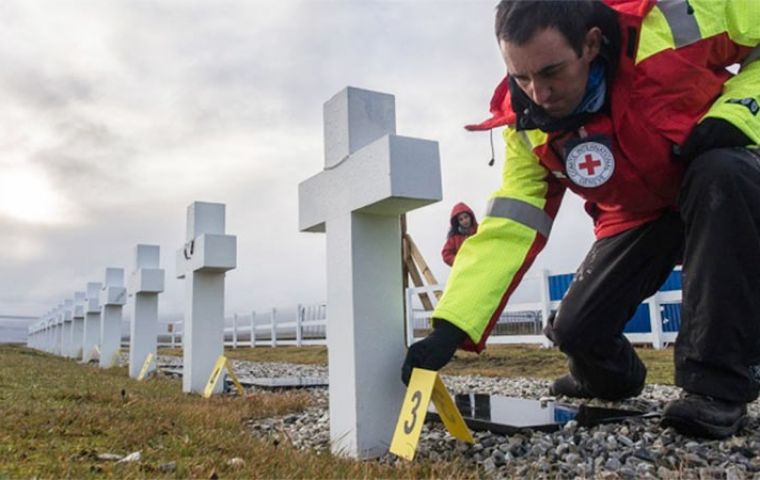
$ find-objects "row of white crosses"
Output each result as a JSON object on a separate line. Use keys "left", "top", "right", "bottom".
{"left": 26, "top": 247, "right": 165, "bottom": 378}
{"left": 28, "top": 86, "right": 440, "bottom": 460}
{"left": 25, "top": 201, "right": 237, "bottom": 396}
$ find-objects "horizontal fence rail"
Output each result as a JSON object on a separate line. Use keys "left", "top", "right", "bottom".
{"left": 113, "top": 269, "right": 683, "bottom": 351}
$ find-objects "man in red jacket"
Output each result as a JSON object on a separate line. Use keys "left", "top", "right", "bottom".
{"left": 441, "top": 202, "right": 479, "bottom": 266}
{"left": 403, "top": 0, "right": 760, "bottom": 439}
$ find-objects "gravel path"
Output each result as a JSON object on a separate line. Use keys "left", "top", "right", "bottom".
{"left": 150, "top": 355, "right": 760, "bottom": 479}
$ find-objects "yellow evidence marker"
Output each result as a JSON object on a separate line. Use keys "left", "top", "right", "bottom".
{"left": 137, "top": 352, "right": 156, "bottom": 381}
{"left": 389, "top": 368, "right": 474, "bottom": 460}
{"left": 203, "top": 355, "right": 245, "bottom": 398}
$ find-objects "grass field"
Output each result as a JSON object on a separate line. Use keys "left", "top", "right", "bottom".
{"left": 169, "top": 343, "right": 676, "bottom": 385}
{"left": 0, "top": 344, "right": 675, "bottom": 478}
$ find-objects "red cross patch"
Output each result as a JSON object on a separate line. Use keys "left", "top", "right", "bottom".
{"left": 565, "top": 141, "right": 615, "bottom": 188}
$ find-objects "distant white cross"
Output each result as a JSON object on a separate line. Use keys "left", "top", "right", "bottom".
{"left": 128, "top": 244, "right": 165, "bottom": 379}
{"left": 176, "top": 202, "right": 236, "bottom": 394}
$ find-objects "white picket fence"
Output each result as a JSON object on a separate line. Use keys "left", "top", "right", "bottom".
{"left": 146, "top": 303, "right": 328, "bottom": 349}
{"left": 138, "top": 270, "right": 682, "bottom": 350}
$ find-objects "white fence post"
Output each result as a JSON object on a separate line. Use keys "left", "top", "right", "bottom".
{"left": 232, "top": 313, "right": 238, "bottom": 349}
{"left": 539, "top": 269, "right": 553, "bottom": 348}
{"left": 647, "top": 294, "right": 664, "bottom": 350}
{"left": 405, "top": 286, "right": 415, "bottom": 347}
{"left": 296, "top": 304, "right": 303, "bottom": 347}
{"left": 271, "top": 307, "right": 277, "bottom": 348}
{"left": 250, "top": 311, "right": 256, "bottom": 348}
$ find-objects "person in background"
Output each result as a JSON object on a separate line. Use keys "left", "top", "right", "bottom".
{"left": 441, "top": 202, "right": 478, "bottom": 266}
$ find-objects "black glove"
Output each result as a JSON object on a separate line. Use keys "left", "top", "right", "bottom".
{"left": 678, "top": 118, "right": 752, "bottom": 162}
{"left": 401, "top": 320, "right": 467, "bottom": 385}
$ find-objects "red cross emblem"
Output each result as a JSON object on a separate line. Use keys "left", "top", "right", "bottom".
{"left": 565, "top": 141, "right": 615, "bottom": 188}
{"left": 578, "top": 154, "right": 602, "bottom": 176}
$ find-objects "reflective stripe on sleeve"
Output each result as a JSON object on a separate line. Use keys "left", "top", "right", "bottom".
{"left": 657, "top": 0, "right": 702, "bottom": 48}
{"left": 486, "top": 197, "right": 553, "bottom": 238}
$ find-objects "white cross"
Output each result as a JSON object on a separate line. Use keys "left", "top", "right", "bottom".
{"left": 128, "top": 244, "right": 165, "bottom": 379}
{"left": 71, "top": 291, "right": 86, "bottom": 360}
{"left": 299, "top": 87, "right": 441, "bottom": 458}
{"left": 82, "top": 282, "right": 102, "bottom": 363}
{"left": 99, "top": 267, "right": 126, "bottom": 368}
{"left": 61, "top": 299, "right": 74, "bottom": 358}
{"left": 176, "top": 201, "right": 236, "bottom": 394}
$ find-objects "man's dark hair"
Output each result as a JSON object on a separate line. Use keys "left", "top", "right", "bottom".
{"left": 495, "top": 0, "right": 599, "bottom": 57}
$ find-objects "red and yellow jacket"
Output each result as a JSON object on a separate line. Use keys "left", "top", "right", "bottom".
{"left": 434, "top": 0, "right": 760, "bottom": 352}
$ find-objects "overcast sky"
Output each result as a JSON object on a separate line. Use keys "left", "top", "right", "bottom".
{"left": 1, "top": 1, "right": 595, "bottom": 336}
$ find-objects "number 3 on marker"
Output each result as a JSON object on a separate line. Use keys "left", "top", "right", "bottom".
{"left": 403, "top": 390, "right": 422, "bottom": 434}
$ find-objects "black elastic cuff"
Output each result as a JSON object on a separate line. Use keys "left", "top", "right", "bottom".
{"left": 432, "top": 319, "right": 467, "bottom": 345}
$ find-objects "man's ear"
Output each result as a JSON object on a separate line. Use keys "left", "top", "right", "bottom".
{"left": 583, "top": 26, "right": 602, "bottom": 61}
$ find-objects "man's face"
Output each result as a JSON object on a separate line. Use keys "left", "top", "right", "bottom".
{"left": 500, "top": 27, "right": 601, "bottom": 119}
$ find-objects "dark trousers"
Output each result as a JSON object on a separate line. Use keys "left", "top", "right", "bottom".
{"left": 544, "top": 148, "right": 760, "bottom": 403}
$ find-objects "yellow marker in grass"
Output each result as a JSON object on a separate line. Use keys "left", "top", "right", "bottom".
{"left": 389, "top": 368, "right": 473, "bottom": 460}
{"left": 137, "top": 352, "right": 155, "bottom": 381}
{"left": 203, "top": 355, "right": 245, "bottom": 398}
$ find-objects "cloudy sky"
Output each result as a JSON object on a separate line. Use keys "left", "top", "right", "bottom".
{"left": 1, "top": 1, "right": 595, "bottom": 338}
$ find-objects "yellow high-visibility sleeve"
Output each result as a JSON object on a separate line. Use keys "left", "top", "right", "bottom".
{"left": 432, "top": 128, "right": 564, "bottom": 346}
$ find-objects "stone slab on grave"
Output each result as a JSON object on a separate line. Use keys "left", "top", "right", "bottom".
{"left": 299, "top": 86, "right": 442, "bottom": 458}
{"left": 237, "top": 376, "right": 328, "bottom": 389}
{"left": 426, "top": 394, "right": 646, "bottom": 434}
{"left": 99, "top": 268, "right": 127, "bottom": 368}
{"left": 176, "top": 201, "right": 236, "bottom": 395}
{"left": 128, "top": 244, "right": 164, "bottom": 379}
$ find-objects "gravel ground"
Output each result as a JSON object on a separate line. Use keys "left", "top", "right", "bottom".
{"left": 145, "top": 355, "right": 760, "bottom": 479}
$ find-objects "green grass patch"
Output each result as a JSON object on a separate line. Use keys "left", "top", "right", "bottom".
{"left": 443, "top": 344, "right": 675, "bottom": 385}
{"left": 0, "top": 345, "right": 473, "bottom": 478}
{"left": 162, "top": 343, "right": 675, "bottom": 385}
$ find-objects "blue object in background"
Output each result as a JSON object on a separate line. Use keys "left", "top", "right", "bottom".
{"left": 547, "top": 269, "right": 682, "bottom": 334}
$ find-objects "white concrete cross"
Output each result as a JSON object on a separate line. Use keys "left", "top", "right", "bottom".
{"left": 82, "top": 282, "right": 102, "bottom": 363}
{"left": 298, "top": 86, "right": 442, "bottom": 458}
{"left": 55, "top": 304, "right": 64, "bottom": 356}
{"left": 176, "top": 201, "right": 236, "bottom": 394}
{"left": 99, "top": 268, "right": 126, "bottom": 368}
{"left": 61, "top": 299, "right": 74, "bottom": 358}
{"left": 71, "top": 291, "right": 86, "bottom": 360}
{"left": 128, "top": 244, "right": 165, "bottom": 379}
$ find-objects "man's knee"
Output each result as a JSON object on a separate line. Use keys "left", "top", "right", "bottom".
{"left": 545, "top": 307, "right": 593, "bottom": 354}
{"left": 681, "top": 148, "right": 756, "bottom": 206}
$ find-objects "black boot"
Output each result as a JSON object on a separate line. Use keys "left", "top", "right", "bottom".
{"left": 662, "top": 392, "right": 748, "bottom": 439}
{"left": 549, "top": 373, "right": 644, "bottom": 400}
{"left": 549, "top": 374, "right": 593, "bottom": 398}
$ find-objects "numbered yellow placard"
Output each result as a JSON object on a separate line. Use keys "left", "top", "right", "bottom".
{"left": 137, "top": 352, "right": 155, "bottom": 381}
{"left": 389, "top": 368, "right": 473, "bottom": 461}
{"left": 203, "top": 355, "right": 245, "bottom": 398}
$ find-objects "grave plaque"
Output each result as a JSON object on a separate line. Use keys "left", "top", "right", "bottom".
{"left": 128, "top": 244, "right": 164, "bottom": 379}
{"left": 176, "top": 201, "right": 236, "bottom": 394}
{"left": 299, "top": 87, "right": 441, "bottom": 458}
{"left": 99, "top": 268, "right": 126, "bottom": 368}
{"left": 427, "top": 394, "right": 646, "bottom": 434}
